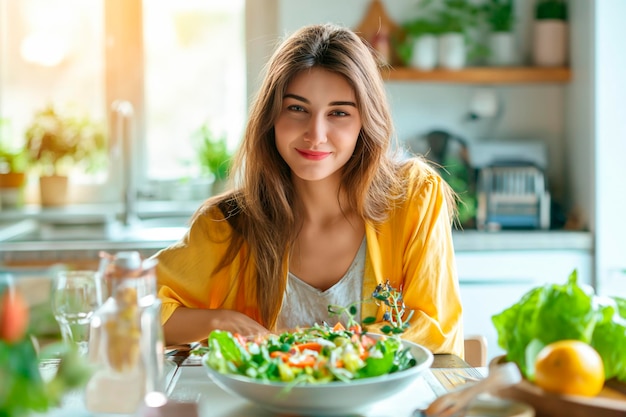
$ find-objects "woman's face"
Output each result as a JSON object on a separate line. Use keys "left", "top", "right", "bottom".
{"left": 274, "top": 68, "right": 362, "bottom": 183}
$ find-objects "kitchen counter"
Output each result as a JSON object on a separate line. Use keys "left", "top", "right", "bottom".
{"left": 0, "top": 227, "right": 593, "bottom": 265}
{"left": 0, "top": 201, "right": 200, "bottom": 223}
{"left": 452, "top": 229, "right": 593, "bottom": 252}
{"left": 0, "top": 201, "right": 593, "bottom": 263}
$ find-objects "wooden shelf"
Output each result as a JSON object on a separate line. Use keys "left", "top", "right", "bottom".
{"left": 382, "top": 67, "right": 572, "bottom": 84}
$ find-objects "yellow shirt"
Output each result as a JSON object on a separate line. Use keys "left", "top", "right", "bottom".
{"left": 155, "top": 160, "right": 464, "bottom": 357}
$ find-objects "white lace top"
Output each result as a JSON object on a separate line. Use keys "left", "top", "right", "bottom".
{"left": 276, "top": 238, "right": 366, "bottom": 331}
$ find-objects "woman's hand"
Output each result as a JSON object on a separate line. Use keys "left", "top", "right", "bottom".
{"left": 163, "top": 307, "right": 270, "bottom": 346}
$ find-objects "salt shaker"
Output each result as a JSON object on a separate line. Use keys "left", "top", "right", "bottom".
{"left": 84, "top": 251, "right": 165, "bottom": 414}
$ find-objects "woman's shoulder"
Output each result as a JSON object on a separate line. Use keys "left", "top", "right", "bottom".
{"left": 395, "top": 156, "right": 456, "bottom": 221}
{"left": 397, "top": 156, "right": 444, "bottom": 193}
{"left": 189, "top": 192, "right": 243, "bottom": 235}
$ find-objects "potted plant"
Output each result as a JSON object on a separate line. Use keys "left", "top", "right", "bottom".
{"left": 483, "top": 0, "right": 518, "bottom": 66}
{"left": 24, "top": 104, "right": 107, "bottom": 206}
{"left": 397, "top": 18, "right": 441, "bottom": 70}
{"left": 0, "top": 144, "right": 28, "bottom": 208}
{"left": 484, "top": 0, "right": 515, "bottom": 33}
{"left": 532, "top": 0, "right": 568, "bottom": 66}
{"left": 430, "top": 0, "right": 485, "bottom": 69}
{"left": 192, "top": 123, "right": 232, "bottom": 196}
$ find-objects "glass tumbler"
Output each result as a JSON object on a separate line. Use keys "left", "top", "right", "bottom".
{"left": 50, "top": 270, "right": 102, "bottom": 355}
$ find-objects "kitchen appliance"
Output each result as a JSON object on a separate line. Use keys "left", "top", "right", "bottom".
{"left": 476, "top": 164, "right": 550, "bottom": 230}
{"left": 471, "top": 142, "right": 550, "bottom": 230}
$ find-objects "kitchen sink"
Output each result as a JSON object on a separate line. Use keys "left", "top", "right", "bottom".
{"left": 0, "top": 217, "right": 190, "bottom": 243}
{"left": 108, "top": 218, "right": 190, "bottom": 242}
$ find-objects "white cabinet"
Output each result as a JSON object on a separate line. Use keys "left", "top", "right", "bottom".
{"left": 456, "top": 250, "right": 592, "bottom": 361}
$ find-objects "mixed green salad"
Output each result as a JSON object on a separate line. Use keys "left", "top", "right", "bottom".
{"left": 199, "top": 322, "right": 417, "bottom": 385}
{"left": 492, "top": 269, "right": 626, "bottom": 381}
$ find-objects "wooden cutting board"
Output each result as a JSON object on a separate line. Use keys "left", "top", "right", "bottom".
{"left": 492, "top": 356, "right": 626, "bottom": 417}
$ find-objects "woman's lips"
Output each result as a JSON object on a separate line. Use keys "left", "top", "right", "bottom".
{"left": 296, "top": 149, "right": 331, "bottom": 161}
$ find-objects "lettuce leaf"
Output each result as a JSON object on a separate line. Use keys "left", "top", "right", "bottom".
{"left": 358, "top": 338, "right": 398, "bottom": 378}
{"left": 492, "top": 270, "right": 601, "bottom": 378}
{"left": 207, "top": 330, "right": 249, "bottom": 374}
{"left": 591, "top": 296, "right": 626, "bottom": 380}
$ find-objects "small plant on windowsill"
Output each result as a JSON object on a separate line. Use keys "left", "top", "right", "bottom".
{"left": 0, "top": 131, "right": 29, "bottom": 207}
{"left": 23, "top": 104, "right": 107, "bottom": 205}
{"left": 24, "top": 104, "right": 107, "bottom": 177}
{"left": 0, "top": 145, "right": 28, "bottom": 177}
{"left": 192, "top": 123, "right": 232, "bottom": 195}
{"left": 0, "top": 145, "right": 27, "bottom": 175}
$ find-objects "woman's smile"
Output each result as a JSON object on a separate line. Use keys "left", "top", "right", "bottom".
{"left": 296, "top": 148, "right": 332, "bottom": 160}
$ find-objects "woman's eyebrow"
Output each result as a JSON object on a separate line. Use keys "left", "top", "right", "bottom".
{"left": 329, "top": 100, "right": 357, "bottom": 107}
{"left": 284, "top": 93, "right": 309, "bottom": 103}
{"left": 284, "top": 93, "right": 356, "bottom": 107}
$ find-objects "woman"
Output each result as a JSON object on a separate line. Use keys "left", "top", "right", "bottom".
{"left": 155, "top": 23, "right": 464, "bottom": 356}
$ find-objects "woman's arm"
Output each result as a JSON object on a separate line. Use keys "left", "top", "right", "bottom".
{"left": 365, "top": 167, "right": 464, "bottom": 356}
{"left": 155, "top": 207, "right": 269, "bottom": 346}
{"left": 400, "top": 174, "right": 464, "bottom": 356}
{"left": 163, "top": 307, "right": 270, "bottom": 346}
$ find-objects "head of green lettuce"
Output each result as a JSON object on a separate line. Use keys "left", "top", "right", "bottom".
{"left": 492, "top": 270, "right": 626, "bottom": 382}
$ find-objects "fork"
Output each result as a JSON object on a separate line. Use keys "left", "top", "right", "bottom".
{"left": 414, "top": 362, "right": 521, "bottom": 417}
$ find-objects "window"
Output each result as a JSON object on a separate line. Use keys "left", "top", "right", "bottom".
{"left": 0, "top": 0, "right": 105, "bottom": 172}
{"left": 0, "top": 0, "right": 245, "bottom": 204}
{"left": 143, "top": 1, "right": 245, "bottom": 181}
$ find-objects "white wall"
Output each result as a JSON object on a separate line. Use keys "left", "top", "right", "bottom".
{"left": 565, "top": 0, "right": 594, "bottom": 231}
{"left": 594, "top": 0, "right": 626, "bottom": 296}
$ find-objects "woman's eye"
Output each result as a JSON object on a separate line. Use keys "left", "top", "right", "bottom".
{"left": 330, "top": 110, "right": 349, "bottom": 117}
{"left": 287, "top": 105, "right": 306, "bottom": 112}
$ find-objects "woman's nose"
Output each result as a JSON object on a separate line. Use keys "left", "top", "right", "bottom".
{"left": 304, "top": 114, "right": 327, "bottom": 145}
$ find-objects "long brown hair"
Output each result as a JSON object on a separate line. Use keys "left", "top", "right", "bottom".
{"left": 199, "top": 23, "right": 448, "bottom": 329}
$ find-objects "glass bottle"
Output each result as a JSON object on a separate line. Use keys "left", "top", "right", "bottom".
{"left": 84, "top": 251, "right": 164, "bottom": 414}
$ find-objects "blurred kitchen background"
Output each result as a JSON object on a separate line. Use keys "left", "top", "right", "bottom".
{"left": 1, "top": 0, "right": 625, "bottom": 361}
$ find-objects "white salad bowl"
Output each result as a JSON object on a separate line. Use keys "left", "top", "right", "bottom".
{"left": 202, "top": 336, "right": 434, "bottom": 416}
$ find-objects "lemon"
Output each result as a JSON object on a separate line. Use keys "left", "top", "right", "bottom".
{"left": 534, "top": 340, "right": 605, "bottom": 397}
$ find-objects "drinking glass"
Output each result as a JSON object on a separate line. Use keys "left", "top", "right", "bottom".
{"left": 51, "top": 270, "right": 102, "bottom": 355}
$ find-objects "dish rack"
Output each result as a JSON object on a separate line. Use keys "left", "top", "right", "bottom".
{"left": 476, "top": 164, "right": 550, "bottom": 230}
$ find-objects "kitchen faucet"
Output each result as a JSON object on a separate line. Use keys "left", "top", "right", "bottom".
{"left": 111, "top": 100, "right": 139, "bottom": 226}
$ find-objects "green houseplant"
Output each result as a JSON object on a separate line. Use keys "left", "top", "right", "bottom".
{"left": 0, "top": 146, "right": 28, "bottom": 208}
{"left": 482, "top": 0, "right": 518, "bottom": 66}
{"left": 483, "top": 0, "right": 515, "bottom": 32}
{"left": 0, "top": 144, "right": 26, "bottom": 208}
{"left": 0, "top": 146, "right": 27, "bottom": 175}
{"left": 192, "top": 124, "right": 232, "bottom": 195}
{"left": 0, "top": 118, "right": 27, "bottom": 174}
{"left": 535, "top": 0, "right": 567, "bottom": 20}
{"left": 0, "top": 118, "right": 29, "bottom": 207}
{"left": 396, "top": 18, "right": 440, "bottom": 69}
{"left": 24, "top": 104, "right": 106, "bottom": 177}
{"left": 24, "top": 104, "right": 107, "bottom": 206}
{"left": 398, "top": 0, "right": 487, "bottom": 69}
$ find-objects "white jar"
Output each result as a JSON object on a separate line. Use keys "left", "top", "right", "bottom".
{"left": 489, "top": 32, "right": 518, "bottom": 66}
{"left": 410, "top": 35, "right": 438, "bottom": 71}
{"left": 438, "top": 33, "right": 466, "bottom": 70}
